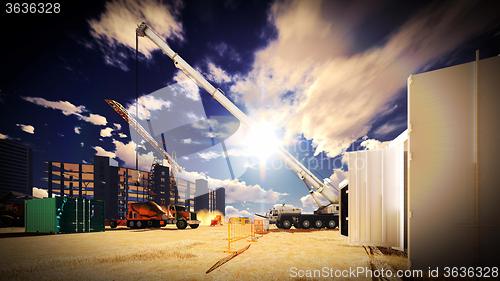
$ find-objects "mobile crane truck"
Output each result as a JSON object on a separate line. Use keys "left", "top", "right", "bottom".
{"left": 135, "top": 22, "right": 340, "bottom": 230}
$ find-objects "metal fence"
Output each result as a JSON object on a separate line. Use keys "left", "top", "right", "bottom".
{"left": 226, "top": 218, "right": 256, "bottom": 253}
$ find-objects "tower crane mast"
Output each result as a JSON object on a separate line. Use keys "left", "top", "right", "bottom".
{"left": 104, "top": 99, "right": 180, "bottom": 178}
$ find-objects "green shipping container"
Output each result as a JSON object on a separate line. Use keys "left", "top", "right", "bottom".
{"left": 25, "top": 197, "right": 104, "bottom": 233}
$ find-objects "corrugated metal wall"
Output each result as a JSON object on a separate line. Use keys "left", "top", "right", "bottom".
{"left": 346, "top": 137, "right": 405, "bottom": 250}
{"left": 25, "top": 197, "right": 104, "bottom": 234}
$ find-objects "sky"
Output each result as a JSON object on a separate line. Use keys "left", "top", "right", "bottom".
{"left": 1, "top": 0, "right": 499, "bottom": 217}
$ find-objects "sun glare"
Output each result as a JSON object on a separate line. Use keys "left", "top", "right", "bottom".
{"left": 243, "top": 122, "right": 282, "bottom": 161}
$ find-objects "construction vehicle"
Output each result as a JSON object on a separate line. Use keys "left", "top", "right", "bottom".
{"left": 109, "top": 201, "right": 199, "bottom": 229}
{"left": 210, "top": 214, "right": 223, "bottom": 226}
{"left": 0, "top": 191, "right": 31, "bottom": 227}
{"left": 105, "top": 100, "right": 202, "bottom": 229}
{"left": 136, "top": 22, "right": 340, "bottom": 230}
{"left": 256, "top": 204, "right": 301, "bottom": 224}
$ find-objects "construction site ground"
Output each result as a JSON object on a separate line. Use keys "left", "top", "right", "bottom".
{"left": 0, "top": 226, "right": 408, "bottom": 281}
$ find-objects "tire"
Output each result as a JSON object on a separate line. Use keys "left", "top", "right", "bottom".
{"left": 327, "top": 219, "right": 336, "bottom": 229}
{"left": 136, "top": 220, "right": 143, "bottom": 228}
{"left": 276, "top": 222, "right": 282, "bottom": 229}
{"left": 128, "top": 220, "right": 135, "bottom": 228}
{"left": 189, "top": 224, "right": 199, "bottom": 229}
{"left": 176, "top": 219, "right": 188, "bottom": 229}
{"left": 314, "top": 220, "right": 323, "bottom": 229}
{"left": 147, "top": 220, "right": 153, "bottom": 227}
{"left": 281, "top": 219, "right": 292, "bottom": 229}
{"left": 301, "top": 219, "right": 311, "bottom": 229}
{"left": 110, "top": 221, "right": 117, "bottom": 229}
{"left": 0, "top": 216, "right": 14, "bottom": 227}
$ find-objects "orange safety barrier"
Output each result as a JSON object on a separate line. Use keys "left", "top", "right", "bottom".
{"left": 253, "top": 219, "right": 269, "bottom": 235}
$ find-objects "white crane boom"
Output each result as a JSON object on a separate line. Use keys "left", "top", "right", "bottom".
{"left": 136, "top": 22, "right": 338, "bottom": 204}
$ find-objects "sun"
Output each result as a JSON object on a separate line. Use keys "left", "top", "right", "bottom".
{"left": 243, "top": 122, "right": 282, "bottom": 161}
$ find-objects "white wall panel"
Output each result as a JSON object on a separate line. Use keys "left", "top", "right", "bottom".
{"left": 408, "top": 56, "right": 500, "bottom": 268}
{"left": 347, "top": 140, "right": 405, "bottom": 249}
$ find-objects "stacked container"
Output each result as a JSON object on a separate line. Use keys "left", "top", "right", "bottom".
{"left": 25, "top": 197, "right": 104, "bottom": 233}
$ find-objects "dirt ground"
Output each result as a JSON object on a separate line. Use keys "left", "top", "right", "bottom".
{"left": 0, "top": 226, "right": 407, "bottom": 281}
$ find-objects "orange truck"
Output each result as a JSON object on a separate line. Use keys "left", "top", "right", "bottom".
{"left": 109, "top": 201, "right": 200, "bottom": 230}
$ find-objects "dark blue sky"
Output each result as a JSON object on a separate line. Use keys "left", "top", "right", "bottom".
{"left": 1, "top": 0, "right": 499, "bottom": 214}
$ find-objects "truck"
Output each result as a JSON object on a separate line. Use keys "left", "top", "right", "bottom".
{"left": 109, "top": 201, "right": 199, "bottom": 229}
{"left": 257, "top": 203, "right": 339, "bottom": 229}
{"left": 135, "top": 22, "right": 341, "bottom": 230}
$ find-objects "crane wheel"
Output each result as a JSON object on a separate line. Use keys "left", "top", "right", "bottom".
{"left": 301, "top": 220, "right": 311, "bottom": 229}
{"left": 110, "top": 221, "right": 118, "bottom": 229}
{"left": 189, "top": 224, "right": 199, "bottom": 229}
{"left": 327, "top": 220, "right": 336, "bottom": 229}
{"left": 136, "top": 220, "right": 143, "bottom": 228}
{"left": 281, "top": 219, "right": 292, "bottom": 229}
{"left": 176, "top": 220, "right": 188, "bottom": 229}
{"left": 314, "top": 220, "right": 323, "bottom": 229}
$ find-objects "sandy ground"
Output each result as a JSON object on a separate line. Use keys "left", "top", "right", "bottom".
{"left": 0, "top": 226, "right": 407, "bottom": 281}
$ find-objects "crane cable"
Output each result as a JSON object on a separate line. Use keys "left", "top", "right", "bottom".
{"left": 135, "top": 32, "right": 139, "bottom": 173}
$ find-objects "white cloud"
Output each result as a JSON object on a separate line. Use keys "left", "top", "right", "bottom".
{"left": 231, "top": 0, "right": 500, "bottom": 157}
{"left": 80, "top": 113, "right": 108, "bottom": 126}
{"left": 118, "top": 133, "right": 127, "bottom": 138}
{"left": 113, "top": 139, "right": 155, "bottom": 170}
{"left": 182, "top": 138, "right": 192, "bottom": 144}
{"left": 211, "top": 42, "right": 241, "bottom": 62}
{"left": 360, "top": 139, "right": 387, "bottom": 150}
{"left": 172, "top": 71, "right": 200, "bottom": 101}
{"left": 0, "top": 132, "right": 8, "bottom": 139}
{"left": 180, "top": 170, "right": 286, "bottom": 204}
{"left": 328, "top": 169, "right": 346, "bottom": 189}
{"left": 373, "top": 119, "right": 406, "bottom": 137}
{"left": 300, "top": 193, "right": 330, "bottom": 213}
{"left": 300, "top": 194, "right": 318, "bottom": 213}
{"left": 197, "top": 150, "right": 221, "bottom": 161}
{"left": 225, "top": 205, "right": 253, "bottom": 218}
{"left": 93, "top": 146, "right": 116, "bottom": 158}
{"left": 206, "top": 62, "right": 232, "bottom": 84}
{"left": 88, "top": 0, "right": 183, "bottom": 70}
{"left": 114, "top": 123, "right": 122, "bottom": 130}
{"left": 23, "top": 97, "right": 107, "bottom": 126}
{"left": 74, "top": 127, "right": 81, "bottom": 134}
{"left": 32, "top": 187, "right": 48, "bottom": 199}
{"left": 16, "top": 124, "right": 34, "bottom": 134}
{"left": 127, "top": 95, "right": 172, "bottom": 120}
{"left": 100, "top": 127, "right": 114, "bottom": 137}
{"left": 95, "top": 140, "right": 154, "bottom": 170}
{"left": 22, "top": 97, "right": 84, "bottom": 115}
{"left": 94, "top": 140, "right": 154, "bottom": 170}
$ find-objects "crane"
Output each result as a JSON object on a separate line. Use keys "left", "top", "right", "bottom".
{"left": 136, "top": 22, "right": 339, "bottom": 208}
{"left": 136, "top": 22, "right": 341, "bottom": 229}
{"left": 104, "top": 99, "right": 180, "bottom": 178}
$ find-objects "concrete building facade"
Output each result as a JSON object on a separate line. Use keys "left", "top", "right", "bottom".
{"left": 0, "top": 139, "right": 33, "bottom": 195}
